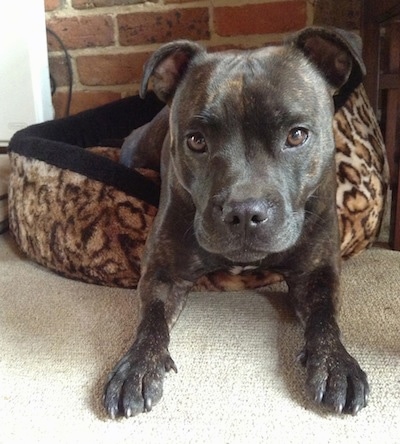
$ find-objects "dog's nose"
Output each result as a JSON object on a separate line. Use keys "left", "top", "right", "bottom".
{"left": 221, "top": 199, "right": 271, "bottom": 229}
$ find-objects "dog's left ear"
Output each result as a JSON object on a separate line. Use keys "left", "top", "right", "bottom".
{"left": 288, "top": 26, "right": 366, "bottom": 96}
{"left": 140, "top": 40, "right": 205, "bottom": 104}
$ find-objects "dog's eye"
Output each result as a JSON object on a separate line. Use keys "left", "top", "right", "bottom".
{"left": 286, "top": 128, "right": 308, "bottom": 148}
{"left": 187, "top": 133, "right": 207, "bottom": 153}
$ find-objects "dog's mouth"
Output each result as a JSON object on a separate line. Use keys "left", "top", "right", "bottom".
{"left": 195, "top": 222, "right": 302, "bottom": 263}
{"left": 223, "top": 242, "right": 295, "bottom": 263}
{"left": 219, "top": 245, "right": 272, "bottom": 263}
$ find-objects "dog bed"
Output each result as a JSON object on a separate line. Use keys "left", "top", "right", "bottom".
{"left": 8, "top": 86, "right": 389, "bottom": 291}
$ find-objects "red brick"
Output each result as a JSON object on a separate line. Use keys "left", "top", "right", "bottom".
{"left": 45, "top": 0, "right": 62, "bottom": 11}
{"left": 214, "top": 1, "right": 307, "bottom": 37}
{"left": 76, "top": 52, "right": 151, "bottom": 86}
{"left": 72, "top": 0, "right": 152, "bottom": 9}
{"left": 52, "top": 91, "right": 121, "bottom": 118}
{"left": 118, "top": 8, "right": 210, "bottom": 46}
{"left": 46, "top": 15, "right": 114, "bottom": 50}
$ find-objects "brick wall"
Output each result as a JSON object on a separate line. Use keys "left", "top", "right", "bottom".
{"left": 45, "top": 0, "right": 316, "bottom": 118}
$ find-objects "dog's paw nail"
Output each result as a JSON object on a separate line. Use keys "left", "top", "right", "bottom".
{"left": 125, "top": 408, "right": 132, "bottom": 418}
{"left": 314, "top": 389, "right": 324, "bottom": 404}
{"left": 108, "top": 406, "right": 118, "bottom": 420}
{"left": 335, "top": 403, "right": 344, "bottom": 414}
{"left": 145, "top": 397, "right": 152, "bottom": 412}
{"left": 166, "top": 357, "right": 178, "bottom": 373}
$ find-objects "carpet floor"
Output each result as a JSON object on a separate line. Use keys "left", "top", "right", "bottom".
{"left": 1, "top": 231, "right": 399, "bottom": 443}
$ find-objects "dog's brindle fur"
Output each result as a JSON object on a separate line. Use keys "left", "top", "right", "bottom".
{"left": 104, "top": 27, "right": 369, "bottom": 418}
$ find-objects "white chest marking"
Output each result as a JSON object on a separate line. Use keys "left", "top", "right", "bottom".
{"left": 229, "top": 265, "right": 259, "bottom": 275}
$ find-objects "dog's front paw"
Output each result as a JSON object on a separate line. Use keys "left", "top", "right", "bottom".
{"left": 300, "top": 344, "right": 369, "bottom": 415}
{"left": 104, "top": 346, "right": 177, "bottom": 419}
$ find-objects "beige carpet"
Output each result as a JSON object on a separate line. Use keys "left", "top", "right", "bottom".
{"left": 1, "top": 230, "right": 400, "bottom": 443}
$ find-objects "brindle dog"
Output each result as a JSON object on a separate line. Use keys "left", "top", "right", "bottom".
{"left": 104, "top": 27, "right": 369, "bottom": 418}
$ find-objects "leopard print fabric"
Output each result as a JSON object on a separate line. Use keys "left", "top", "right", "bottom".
{"left": 8, "top": 149, "right": 157, "bottom": 288}
{"left": 8, "top": 85, "right": 388, "bottom": 291}
{"left": 335, "top": 85, "right": 389, "bottom": 259}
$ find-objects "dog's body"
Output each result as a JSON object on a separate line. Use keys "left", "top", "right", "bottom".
{"left": 104, "top": 27, "right": 369, "bottom": 418}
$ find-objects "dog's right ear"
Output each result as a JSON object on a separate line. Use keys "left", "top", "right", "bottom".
{"left": 140, "top": 40, "right": 205, "bottom": 104}
{"left": 288, "top": 26, "right": 365, "bottom": 99}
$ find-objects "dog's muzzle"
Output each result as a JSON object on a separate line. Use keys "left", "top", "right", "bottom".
{"left": 195, "top": 195, "right": 303, "bottom": 263}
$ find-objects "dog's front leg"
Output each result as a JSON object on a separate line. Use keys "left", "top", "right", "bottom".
{"left": 287, "top": 264, "right": 369, "bottom": 415}
{"left": 104, "top": 272, "right": 192, "bottom": 419}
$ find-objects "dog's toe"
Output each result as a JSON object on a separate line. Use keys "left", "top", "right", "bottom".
{"left": 344, "top": 371, "right": 369, "bottom": 415}
{"left": 103, "top": 349, "right": 176, "bottom": 419}
{"left": 304, "top": 346, "right": 369, "bottom": 415}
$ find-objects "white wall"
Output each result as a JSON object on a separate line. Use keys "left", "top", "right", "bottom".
{"left": 0, "top": 1, "right": 53, "bottom": 146}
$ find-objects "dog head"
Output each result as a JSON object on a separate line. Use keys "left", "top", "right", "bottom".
{"left": 141, "top": 27, "right": 364, "bottom": 263}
